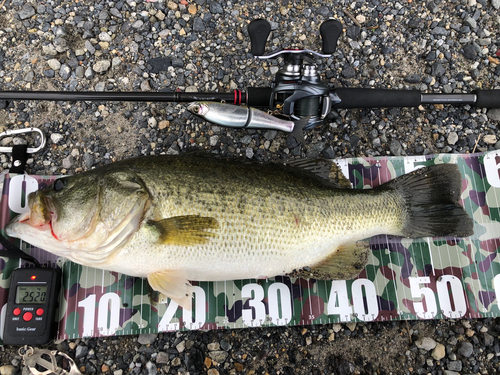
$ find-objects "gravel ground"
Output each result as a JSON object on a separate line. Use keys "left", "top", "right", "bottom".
{"left": 1, "top": 0, "right": 500, "bottom": 374}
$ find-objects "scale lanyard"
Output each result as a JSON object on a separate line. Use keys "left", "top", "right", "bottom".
{"left": 0, "top": 234, "right": 40, "bottom": 267}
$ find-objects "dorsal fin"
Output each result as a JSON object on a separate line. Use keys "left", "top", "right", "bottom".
{"left": 286, "top": 159, "right": 351, "bottom": 188}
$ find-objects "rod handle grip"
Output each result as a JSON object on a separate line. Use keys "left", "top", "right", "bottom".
{"left": 333, "top": 88, "right": 421, "bottom": 108}
{"left": 473, "top": 90, "right": 500, "bottom": 108}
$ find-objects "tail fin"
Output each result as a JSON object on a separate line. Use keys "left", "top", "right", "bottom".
{"left": 383, "top": 164, "right": 474, "bottom": 238}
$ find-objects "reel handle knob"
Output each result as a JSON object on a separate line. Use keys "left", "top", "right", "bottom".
{"left": 248, "top": 19, "right": 271, "bottom": 56}
{"left": 319, "top": 20, "right": 343, "bottom": 54}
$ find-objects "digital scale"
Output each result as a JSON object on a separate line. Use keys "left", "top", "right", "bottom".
{"left": 2, "top": 267, "right": 61, "bottom": 345}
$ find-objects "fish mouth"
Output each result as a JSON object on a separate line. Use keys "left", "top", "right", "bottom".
{"left": 6, "top": 191, "right": 59, "bottom": 239}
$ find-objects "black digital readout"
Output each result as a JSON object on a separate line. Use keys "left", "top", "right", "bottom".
{"left": 15, "top": 285, "right": 47, "bottom": 304}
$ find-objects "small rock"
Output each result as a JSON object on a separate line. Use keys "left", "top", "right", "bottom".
{"left": 355, "top": 14, "right": 365, "bottom": 23}
{"left": 463, "top": 44, "right": 478, "bottom": 60}
{"left": 176, "top": 340, "right": 186, "bottom": 353}
{"left": 346, "top": 25, "right": 360, "bottom": 39}
{"left": 341, "top": 65, "right": 356, "bottom": 78}
{"left": 431, "top": 62, "right": 445, "bottom": 77}
{"left": 146, "top": 362, "right": 156, "bottom": 375}
{"left": 483, "top": 134, "right": 497, "bottom": 144}
{"left": 156, "top": 10, "right": 165, "bottom": 20}
{"left": 85, "top": 40, "right": 96, "bottom": 54}
{"left": 209, "top": 351, "right": 228, "bottom": 363}
{"left": 209, "top": 135, "right": 219, "bottom": 146}
{"left": 159, "top": 120, "right": 170, "bottom": 129}
{"left": 47, "top": 59, "right": 61, "bottom": 71}
{"left": 42, "top": 44, "right": 58, "bottom": 56}
{"left": 17, "top": 4, "right": 35, "bottom": 20}
{"left": 207, "top": 369, "right": 219, "bottom": 375}
{"left": 112, "top": 57, "right": 121, "bottom": 69}
{"left": 234, "top": 363, "right": 244, "bottom": 372}
{"left": 390, "top": 140, "right": 402, "bottom": 156}
{"left": 51, "top": 133, "right": 64, "bottom": 144}
{"left": 156, "top": 352, "right": 169, "bottom": 364}
{"left": 98, "top": 10, "right": 109, "bottom": 20}
{"left": 193, "top": 17, "right": 205, "bottom": 32}
{"left": 447, "top": 132, "right": 458, "bottom": 145}
{"left": 487, "top": 108, "right": 500, "bottom": 121}
{"left": 110, "top": 8, "right": 122, "bottom": 18}
{"left": 432, "top": 26, "right": 448, "bottom": 35}
{"left": 138, "top": 333, "right": 157, "bottom": 345}
{"left": 85, "top": 67, "right": 94, "bottom": 79}
{"left": 99, "top": 32, "right": 112, "bottom": 42}
{"left": 204, "top": 357, "right": 212, "bottom": 368}
{"left": 171, "top": 357, "right": 181, "bottom": 366}
{"left": 93, "top": 60, "right": 111, "bottom": 73}
{"left": 132, "top": 20, "right": 144, "bottom": 29}
{"left": 432, "top": 343, "right": 446, "bottom": 360}
{"left": 148, "top": 57, "right": 172, "bottom": 73}
{"left": 447, "top": 361, "right": 462, "bottom": 372}
{"left": 95, "top": 82, "right": 106, "bottom": 91}
{"left": 245, "top": 148, "right": 254, "bottom": 159}
{"left": 465, "top": 16, "right": 477, "bottom": 29}
{"left": 59, "top": 65, "right": 71, "bottom": 80}
{"left": 75, "top": 345, "right": 88, "bottom": 359}
{"left": 83, "top": 153, "right": 94, "bottom": 169}
{"left": 141, "top": 80, "right": 151, "bottom": 91}
{"left": 415, "top": 337, "right": 437, "bottom": 351}
{"left": 405, "top": 74, "right": 421, "bottom": 83}
{"left": 188, "top": 4, "right": 197, "bottom": 14}
{"left": 62, "top": 156, "right": 75, "bottom": 169}
{"left": 53, "top": 37, "right": 69, "bottom": 53}
{"left": 345, "top": 322, "right": 356, "bottom": 332}
{"left": 458, "top": 341, "right": 473, "bottom": 357}
{"left": 207, "top": 342, "right": 220, "bottom": 351}
{"left": 0, "top": 365, "right": 16, "bottom": 375}
{"left": 208, "top": 1, "right": 223, "bottom": 14}
{"left": 484, "top": 332, "right": 495, "bottom": 346}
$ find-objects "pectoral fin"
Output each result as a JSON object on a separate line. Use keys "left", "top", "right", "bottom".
{"left": 148, "top": 215, "right": 219, "bottom": 246}
{"left": 288, "top": 241, "right": 370, "bottom": 280}
{"left": 147, "top": 271, "right": 194, "bottom": 311}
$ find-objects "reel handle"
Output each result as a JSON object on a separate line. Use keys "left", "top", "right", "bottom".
{"left": 320, "top": 20, "right": 343, "bottom": 54}
{"left": 248, "top": 19, "right": 271, "bottom": 56}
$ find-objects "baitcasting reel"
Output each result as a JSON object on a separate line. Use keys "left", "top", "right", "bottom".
{"left": 248, "top": 19, "right": 343, "bottom": 130}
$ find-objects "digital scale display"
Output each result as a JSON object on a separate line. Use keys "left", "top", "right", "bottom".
{"left": 15, "top": 285, "right": 47, "bottom": 304}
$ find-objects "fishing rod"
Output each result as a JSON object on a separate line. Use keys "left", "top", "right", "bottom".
{"left": 0, "top": 19, "right": 499, "bottom": 138}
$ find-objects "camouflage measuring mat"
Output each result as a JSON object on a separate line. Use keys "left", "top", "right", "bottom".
{"left": 1, "top": 151, "right": 500, "bottom": 343}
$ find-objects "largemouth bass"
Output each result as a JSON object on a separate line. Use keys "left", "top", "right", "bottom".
{"left": 5, "top": 155, "right": 473, "bottom": 310}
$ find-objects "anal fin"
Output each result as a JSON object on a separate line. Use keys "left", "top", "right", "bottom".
{"left": 288, "top": 241, "right": 370, "bottom": 280}
{"left": 147, "top": 270, "right": 194, "bottom": 311}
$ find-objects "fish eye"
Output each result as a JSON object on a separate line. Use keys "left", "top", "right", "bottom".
{"left": 192, "top": 105, "right": 200, "bottom": 113}
{"left": 53, "top": 179, "right": 66, "bottom": 192}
